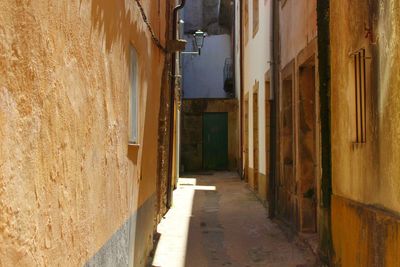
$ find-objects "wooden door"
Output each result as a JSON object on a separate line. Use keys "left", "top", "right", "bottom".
{"left": 278, "top": 76, "right": 297, "bottom": 227}
{"left": 299, "top": 62, "right": 317, "bottom": 232}
{"left": 203, "top": 113, "right": 228, "bottom": 170}
{"left": 244, "top": 97, "right": 249, "bottom": 181}
{"left": 253, "top": 88, "right": 259, "bottom": 191}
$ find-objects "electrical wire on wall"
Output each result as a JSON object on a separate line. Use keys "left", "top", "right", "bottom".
{"left": 133, "top": 0, "right": 167, "bottom": 53}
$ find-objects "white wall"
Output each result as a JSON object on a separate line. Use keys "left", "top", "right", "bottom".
{"left": 182, "top": 34, "right": 232, "bottom": 99}
{"left": 242, "top": 0, "right": 272, "bottom": 175}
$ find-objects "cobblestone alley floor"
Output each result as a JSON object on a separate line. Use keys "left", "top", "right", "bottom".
{"left": 150, "top": 172, "right": 318, "bottom": 267}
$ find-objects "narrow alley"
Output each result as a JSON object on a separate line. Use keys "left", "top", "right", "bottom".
{"left": 1, "top": 0, "right": 400, "bottom": 267}
{"left": 151, "top": 173, "right": 316, "bottom": 267}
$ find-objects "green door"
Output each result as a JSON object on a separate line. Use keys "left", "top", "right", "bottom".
{"left": 203, "top": 112, "right": 228, "bottom": 170}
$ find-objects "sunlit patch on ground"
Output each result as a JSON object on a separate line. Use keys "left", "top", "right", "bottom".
{"left": 150, "top": 172, "right": 316, "bottom": 267}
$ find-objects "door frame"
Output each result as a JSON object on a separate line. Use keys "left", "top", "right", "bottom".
{"left": 202, "top": 112, "right": 229, "bottom": 170}
{"left": 278, "top": 60, "right": 297, "bottom": 227}
{"left": 253, "top": 82, "right": 260, "bottom": 192}
{"left": 296, "top": 40, "right": 319, "bottom": 233}
{"left": 244, "top": 93, "right": 249, "bottom": 181}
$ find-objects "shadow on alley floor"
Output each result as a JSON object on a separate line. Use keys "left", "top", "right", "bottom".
{"left": 149, "top": 172, "right": 319, "bottom": 267}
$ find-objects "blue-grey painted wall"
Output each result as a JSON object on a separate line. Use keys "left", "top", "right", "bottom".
{"left": 84, "top": 194, "right": 156, "bottom": 267}
{"left": 182, "top": 34, "right": 232, "bottom": 99}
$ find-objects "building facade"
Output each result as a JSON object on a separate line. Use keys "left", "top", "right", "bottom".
{"left": 276, "top": 0, "right": 319, "bottom": 234}
{"left": 239, "top": 0, "right": 272, "bottom": 206}
{"left": 239, "top": 0, "right": 400, "bottom": 265}
{"left": 180, "top": 0, "right": 239, "bottom": 173}
{"left": 330, "top": 0, "right": 400, "bottom": 265}
{"left": 239, "top": 0, "right": 320, "bottom": 232}
{"left": 0, "top": 1, "right": 174, "bottom": 266}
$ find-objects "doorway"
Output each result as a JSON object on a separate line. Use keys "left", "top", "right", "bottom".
{"left": 263, "top": 80, "right": 271, "bottom": 201}
{"left": 244, "top": 95, "right": 249, "bottom": 181}
{"left": 203, "top": 112, "right": 228, "bottom": 170}
{"left": 298, "top": 59, "right": 317, "bottom": 233}
{"left": 278, "top": 73, "right": 296, "bottom": 227}
{"left": 253, "top": 84, "right": 259, "bottom": 191}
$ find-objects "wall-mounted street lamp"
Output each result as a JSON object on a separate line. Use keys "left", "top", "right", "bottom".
{"left": 182, "top": 30, "right": 207, "bottom": 56}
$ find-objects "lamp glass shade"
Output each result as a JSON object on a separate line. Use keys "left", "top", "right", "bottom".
{"left": 194, "top": 30, "right": 205, "bottom": 49}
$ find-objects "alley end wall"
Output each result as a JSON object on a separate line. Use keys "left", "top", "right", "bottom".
{"left": 181, "top": 99, "right": 239, "bottom": 172}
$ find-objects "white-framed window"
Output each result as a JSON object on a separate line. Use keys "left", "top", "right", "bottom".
{"left": 129, "top": 46, "right": 138, "bottom": 144}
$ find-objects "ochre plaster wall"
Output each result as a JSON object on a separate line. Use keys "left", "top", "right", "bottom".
{"left": 331, "top": 0, "right": 400, "bottom": 216}
{"left": 279, "top": 0, "right": 317, "bottom": 68}
{"left": 0, "top": 1, "right": 168, "bottom": 266}
{"left": 331, "top": 0, "right": 400, "bottom": 265}
{"left": 332, "top": 195, "right": 400, "bottom": 267}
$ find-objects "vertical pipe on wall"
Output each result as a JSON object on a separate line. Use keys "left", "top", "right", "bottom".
{"left": 316, "top": 0, "right": 333, "bottom": 263}
{"left": 239, "top": 0, "right": 245, "bottom": 179}
{"left": 268, "top": 0, "right": 279, "bottom": 219}
{"left": 167, "top": 0, "right": 187, "bottom": 208}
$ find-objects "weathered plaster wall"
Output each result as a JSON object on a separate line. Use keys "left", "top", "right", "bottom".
{"left": 331, "top": 0, "right": 400, "bottom": 216}
{"left": 330, "top": 0, "right": 400, "bottom": 264}
{"left": 332, "top": 195, "right": 400, "bottom": 267}
{"left": 181, "top": 99, "right": 239, "bottom": 172}
{"left": 0, "top": 0, "right": 168, "bottom": 266}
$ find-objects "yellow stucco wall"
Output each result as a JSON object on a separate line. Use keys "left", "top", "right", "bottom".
{"left": 332, "top": 195, "right": 400, "bottom": 267}
{"left": 331, "top": 0, "right": 400, "bottom": 265}
{"left": 331, "top": 0, "right": 400, "bottom": 217}
{"left": 0, "top": 0, "right": 168, "bottom": 266}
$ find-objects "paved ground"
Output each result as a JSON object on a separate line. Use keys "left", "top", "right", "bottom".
{"left": 150, "top": 172, "right": 318, "bottom": 267}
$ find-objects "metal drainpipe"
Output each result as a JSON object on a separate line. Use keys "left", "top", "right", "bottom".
{"left": 239, "top": 0, "right": 246, "bottom": 179}
{"left": 268, "top": 0, "right": 279, "bottom": 219}
{"left": 167, "top": 0, "right": 186, "bottom": 208}
{"left": 317, "top": 0, "right": 333, "bottom": 261}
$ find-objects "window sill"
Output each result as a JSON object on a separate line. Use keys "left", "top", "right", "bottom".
{"left": 128, "top": 143, "right": 140, "bottom": 163}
